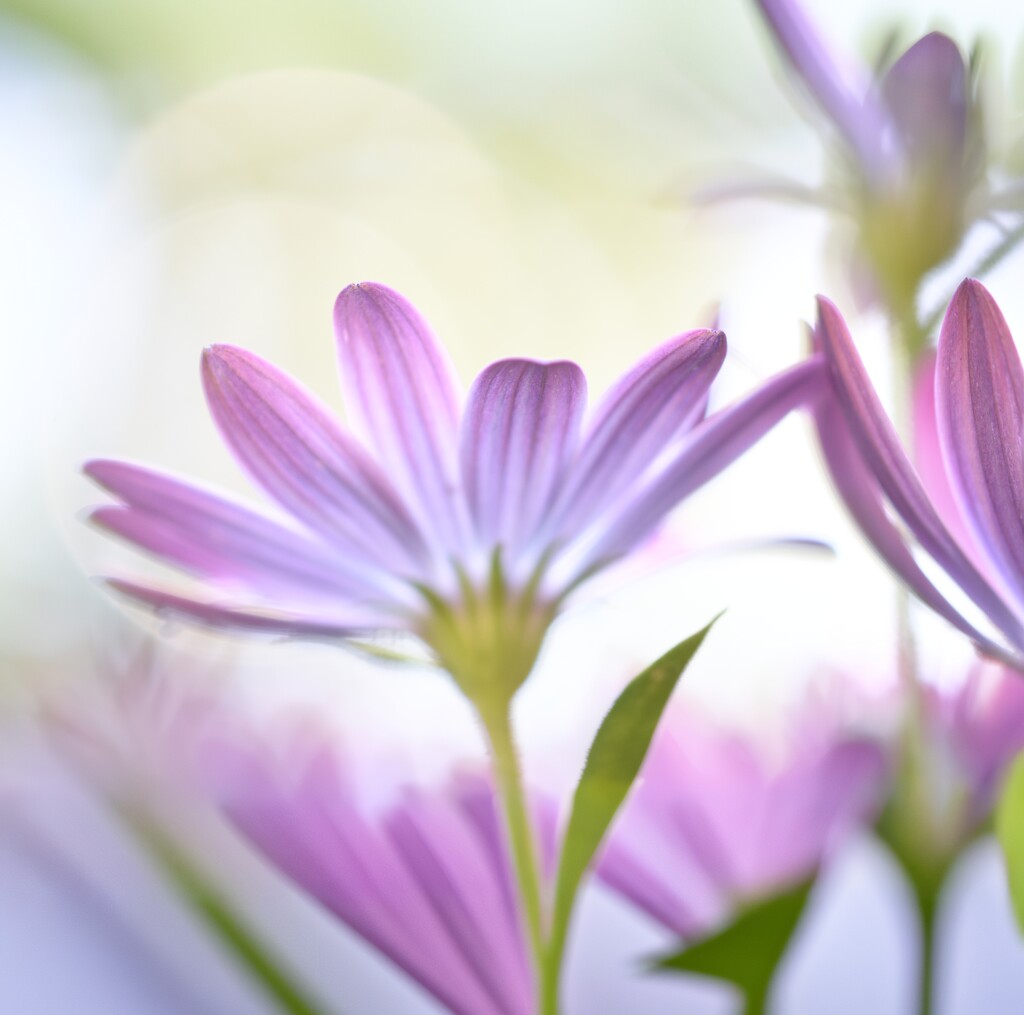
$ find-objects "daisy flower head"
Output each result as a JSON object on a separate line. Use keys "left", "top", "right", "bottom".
{"left": 86, "top": 282, "right": 819, "bottom": 710}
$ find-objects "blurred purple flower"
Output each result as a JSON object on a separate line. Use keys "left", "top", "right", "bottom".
{"left": 752, "top": 1, "right": 985, "bottom": 303}
{"left": 218, "top": 733, "right": 555, "bottom": 1015}
{"left": 755, "top": 1, "right": 972, "bottom": 188}
{"left": 932, "top": 664, "right": 1024, "bottom": 826}
{"left": 815, "top": 278, "right": 1024, "bottom": 669}
{"left": 86, "top": 282, "right": 819, "bottom": 695}
{"left": 596, "top": 710, "right": 886, "bottom": 938}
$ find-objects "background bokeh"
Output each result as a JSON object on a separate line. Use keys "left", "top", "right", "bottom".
{"left": 3, "top": 0, "right": 1024, "bottom": 1011}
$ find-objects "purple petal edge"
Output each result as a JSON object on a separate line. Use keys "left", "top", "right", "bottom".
{"left": 937, "top": 279, "right": 1024, "bottom": 618}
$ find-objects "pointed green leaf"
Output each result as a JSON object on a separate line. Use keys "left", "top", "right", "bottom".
{"left": 655, "top": 879, "right": 814, "bottom": 1015}
{"left": 541, "top": 618, "right": 719, "bottom": 1009}
{"left": 996, "top": 751, "right": 1024, "bottom": 935}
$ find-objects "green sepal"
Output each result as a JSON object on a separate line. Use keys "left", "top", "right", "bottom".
{"left": 653, "top": 878, "right": 814, "bottom": 1015}
{"left": 996, "top": 751, "right": 1024, "bottom": 935}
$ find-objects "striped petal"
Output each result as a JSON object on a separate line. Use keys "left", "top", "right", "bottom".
{"left": 85, "top": 460, "right": 401, "bottom": 602}
{"left": 202, "top": 345, "right": 427, "bottom": 575}
{"left": 563, "top": 357, "right": 823, "bottom": 581}
{"left": 334, "top": 283, "right": 466, "bottom": 551}
{"left": 937, "top": 279, "right": 1024, "bottom": 615}
{"left": 547, "top": 329, "right": 725, "bottom": 544}
{"left": 816, "top": 295, "right": 1024, "bottom": 651}
{"left": 816, "top": 396, "right": 1021, "bottom": 667}
{"left": 223, "top": 749, "right": 532, "bottom": 1015}
{"left": 386, "top": 793, "right": 533, "bottom": 1015}
{"left": 911, "top": 355, "right": 979, "bottom": 557}
{"left": 460, "top": 359, "right": 585, "bottom": 570}
{"left": 104, "top": 580, "right": 386, "bottom": 639}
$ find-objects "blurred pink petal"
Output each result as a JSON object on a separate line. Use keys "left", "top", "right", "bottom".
{"left": 597, "top": 709, "right": 886, "bottom": 939}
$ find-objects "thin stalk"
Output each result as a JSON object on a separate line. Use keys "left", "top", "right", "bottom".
{"left": 888, "top": 317, "right": 927, "bottom": 716}
{"left": 129, "top": 813, "right": 330, "bottom": 1015}
{"left": 478, "top": 704, "right": 548, "bottom": 1004}
{"left": 888, "top": 309, "right": 941, "bottom": 1015}
{"left": 917, "top": 896, "right": 936, "bottom": 1015}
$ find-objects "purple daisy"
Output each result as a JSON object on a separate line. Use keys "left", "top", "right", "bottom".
{"left": 597, "top": 708, "right": 886, "bottom": 938}
{"left": 751, "top": 1, "right": 995, "bottom": 310}
{"left": 86, "top": 282, "right": 819, "bottom": 699}
{"left": 217, "top": 731, "right": 555, "bottom": 1015}
{"left": 754, "top": 1, "right": 973, "bottom": 190}
{"left": 814, "top": 278, "right": 1024, "bottom": 669}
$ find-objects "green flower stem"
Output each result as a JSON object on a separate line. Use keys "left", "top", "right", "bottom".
{"left": 746, "top": 986, "right": 769, "bottom": 1015}
{"left": 128, "top": 812, "right": 331, "bottom": 1015}
{"left": 917, "top": 894, "right": 936, "bottom": 1015}
{"left": 478, "top": 704, "right": 549, "bottom": 1006}
{"left": 886, "top": 307, "right": 945, "bottom": 1015}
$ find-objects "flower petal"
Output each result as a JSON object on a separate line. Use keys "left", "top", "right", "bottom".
{"left": 460, "top": 359, "right": 585, "bottom": 572}
{"left": 202, "top": 344, "right": 428, "bottom": 575}
{"left": 752, "top": 0, "right": 891, "bottom": 179}
{"left": 937, "top": 279, "right": 1024, "bottom": 614}
{"left": 911, "top": 355, "right": 979, "bottom": 556}
{"left": 564, "top": 357, "right": 823, "bottom": 581}
{"left": 816, "top": 295, "right": 1024, "bottom": 650}
{"left": 548, "top": 329, "right": 725, "bottom": 544}
{"left": 387, "top": 794, "right": 533, "bottom": 1015}
{"left": 815, "top": 396, "right": 1022, "bottom": 667}
{"left": 224, "top": 749, "right": 530, "bottom": 1015}
{"left": 334, "top": 283, "right": 466, "bottom": 551}
{"left": 104, "top": 579, "right": 385, "bottom": 639}
{"left": 881, "top": 33, "right": 968, "bottom": 169}
{"left": 85, "top": 460, "right": 403, "bottom": 602}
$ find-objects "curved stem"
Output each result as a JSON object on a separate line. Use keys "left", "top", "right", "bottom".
{"left": 478, "top": 704, "right": 548, "bottom": 1005}
{"left": 128, "top": 812, "right": 330, "bottom": 1015}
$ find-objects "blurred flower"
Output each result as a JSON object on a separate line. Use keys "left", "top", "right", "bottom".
{"left": 596, "top": 708, "right": 886, "bottom": 938}
{"left": 86, "top": 281, "right": 820, "bottom": 704}
{"left": 929, "top": 664, "right": 1024, "bottom": 831}
{"left": 814, "top": 278, "right": 1024, "bottom": 669}
{"left": 41, "top": 638, "right": 221, "bottom": 808}
{"left": 218, "top": 730, "right": 555, "bottom": 1015}
{"left": 880, "top": 664, "right": 1024, "bottom": 912}
{"left": 750, "top": 1, "right": 1010, "bottom": 324}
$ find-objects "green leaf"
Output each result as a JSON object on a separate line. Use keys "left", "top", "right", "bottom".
{"left": 996, "top": 752, "right": 1024, "bottom": 935}
{"left": 541, "top": 617, "right": 719, "bottom": 1012}
{"left": 654, "top": 879, "right": 814, "bottom": 1015}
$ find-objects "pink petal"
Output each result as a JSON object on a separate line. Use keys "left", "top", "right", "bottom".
{"left": 547, "top": 329, "right": 725, "bottom": 546}
{"left": 567, "top": 356, "right": 823, "bottom": 580}
{"left": 937, "top": 279, "right": 1024, "bottom": 615}
{"left": 753, "top": 0, "right": 892, "bottom": 179}
{"left": 103, "top": 579, "right": 384, "bottom": 639}
{"left": 815, "top": 390, "right": 1022, "bottom": 667}
{"left": 334, "top": 283, "right": 467, "bottom": 552}
{"left": 202, "top": 344, "right": 427, "bottom": 576}
{"left": 85, "top": 460, "right": 395, "bottom": 601}
{"left": 460, "top": 359, "right": 585, "bottom": 574}
{"left": 816, "top": 295, "right": 1024, "bottom": 651}
{"left": 881, "top": 32, "right": 968, "bottom": 168}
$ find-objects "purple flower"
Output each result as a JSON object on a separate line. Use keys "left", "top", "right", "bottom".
{"left": 814, "top": 278, "right": 1024, "bottom": 668}
{"left": 752, "top": 1, "right": 983, "bottom": 298}
{"left": 86, "top": 282, "right": 819, "bottom": 698}
{"left": 596, "top": 710, "right": 886, "bottom": 938}
{"left": 217, "top": 733, "right": 554, "bottom": 1015}
{"left": 755, "top": 2, "right": 972, "bottom": 185}
{"left": 932, "top": 664, "right": 1024, "bottom": 826}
